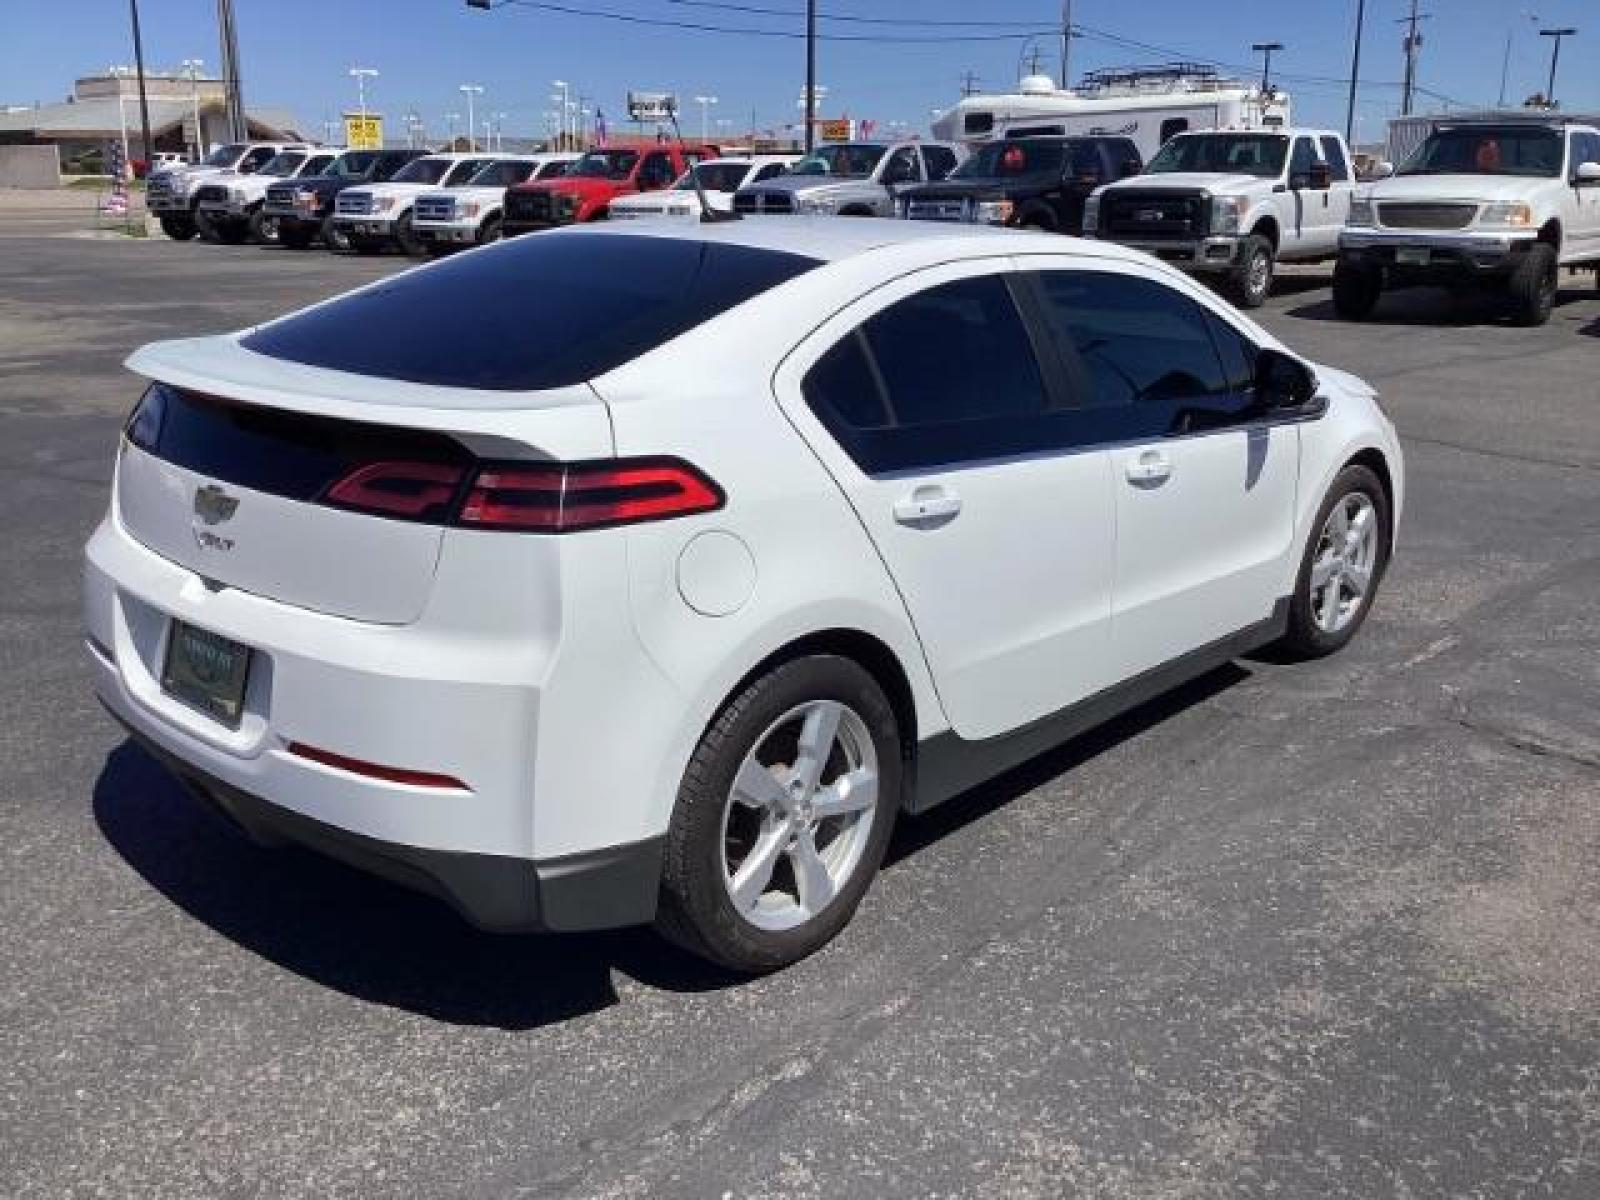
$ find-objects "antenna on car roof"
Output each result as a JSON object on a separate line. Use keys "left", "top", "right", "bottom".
{"left": 666, "top": 106, "right": 740, "bottom": 223}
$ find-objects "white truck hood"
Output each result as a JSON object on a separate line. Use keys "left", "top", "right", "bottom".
{"left": 352, "top": 180, "right": 438, "bottom": 201}
{"left": 610, "top": 190, "right": 731, "bottom": 215}
{"left": 421, "top": 185, "right": 505, "bottom": 208}
{"left": 1105, "top": 172, "right": 1272, "bottom": 195}
{"left": 1359, "top": 173, "right": 1544, "bottom": 204}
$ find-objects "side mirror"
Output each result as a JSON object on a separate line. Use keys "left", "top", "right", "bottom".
{"left": 1371, "top": 161, "right": 1395, "bottom": 180}
{"left": 1574, "top": 161, "right": 1600, "bottom": 185}
{"left": 1309, "top": 162, "right": 1333, "bottom": 190}
{"left": 1255, "top": 348, "right": 1319, "bottom": 411}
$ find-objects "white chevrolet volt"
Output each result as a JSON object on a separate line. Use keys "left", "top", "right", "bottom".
{"left": 85, "top": 219, "right": 1402, "bottom": 971}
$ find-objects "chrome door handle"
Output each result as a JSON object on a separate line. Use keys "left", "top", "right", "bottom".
{"left": 893, "top": 485, "right": 962, "bottom": 526}
{"left": 1126, "top": 450, "right": 1172, "bottom": 485}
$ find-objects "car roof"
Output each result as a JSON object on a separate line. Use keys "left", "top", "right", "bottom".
{"left": 556, "top": 213, "right": 1157, "bottom": 266}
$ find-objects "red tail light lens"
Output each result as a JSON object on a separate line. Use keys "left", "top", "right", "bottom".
{"left": 324, "top": 461, "right": 466, "bottom": 520}
{"left": 287, "top": 741, "right": 470, "bottom": 791}
{"left": 458, "top": 458, "right": 723, "bottom": 532}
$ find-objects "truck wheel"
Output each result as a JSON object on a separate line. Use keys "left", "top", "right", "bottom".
{"left": 158, "top": 214, "right": 196, "bottom": 241}
{"left": 211, "top": 218, "right": 250, "bottom": 246}
{"left": 194, "top": 209, "right": 221, "bottom": 243}
{"left": 1507, "top": 242, "right": 1557, "bottom": 326}
{"left": 348, "top": 234, "right": 384, "bottom": 256}
{"left": 247, "top": 209, "right": 279, "bottom": 244}
{"left": 1229, "top": 234, "right": 1275, "bottom": 309}
{"left": 320, "top": 216, "right": 351, "bottom": 253}
{"left": 478, "top": 215, "right": 503, "bottom": 245}
{"left": 655, "top": 655, "right": 902, "bottom": 973}
{"left": 394, "top": 212, "right": 423, "bottom": 257}
{"left": 277, "top": 223, "right": 314, "bottom": 250}
{"left": 1332, "top": 260, "right": 1383, "bottom": 320}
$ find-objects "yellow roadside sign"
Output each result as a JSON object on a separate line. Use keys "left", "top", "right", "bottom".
{"left": 344, "top": 113, "right": 383, "bottom": 150}
{"left": 818, "top": 119, "right": 852, "bottom": 142}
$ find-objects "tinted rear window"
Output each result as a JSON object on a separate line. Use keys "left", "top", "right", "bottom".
{"left": 242, "top": 234, "right": 820, "bottom": 390}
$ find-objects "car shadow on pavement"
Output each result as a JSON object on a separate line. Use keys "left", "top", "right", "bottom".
{"left": 1286, "top": 284, "right": 1592, "bottom": 326}
{"left": 886, "top": 663, "right": 1249, "bottom": 868}
{"left": 92, "top": 742, "right": 740, "bottom": 1030}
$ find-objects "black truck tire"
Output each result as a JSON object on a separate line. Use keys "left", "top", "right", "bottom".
{"left": 1507, "top": 242, "right": 1557, "bottom": 326}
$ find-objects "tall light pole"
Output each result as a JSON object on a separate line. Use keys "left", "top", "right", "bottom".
{"left": 181, "top": 58, "right": 204, "bottom": 159}
{"left": 492, "top": 112, "right": 508, "bottom": 151}
{"left": 216, "top": 0, "right": 247, "bottom": 142}
{"left": 1344, "top": 0, "right": 1366, "bottom": 145}
{"left": 1539, "top": 27, "right": 1576, "bottom": 107}
{"left": 126, "top": 0, "right": 153, "bottom": 166}
{"left": 1252, "top": 41, "right": 1284, "bottom": 93}
{"left": 551, "top": 79, "right": 570, "bottom": 149}
{"left": 460, "top": 83, "right": 484, "bottom": 151}
{"left": 349, "top": 67, "right": 378, "bottom": 118}
{"left": 693, "top": 95, "right": 719, "bottom": 143}
{"left": 803, "top": 0, "right": 817, "bottom": 153}
{"left": 444, "top": 111, "right": 460, "bottom": 149}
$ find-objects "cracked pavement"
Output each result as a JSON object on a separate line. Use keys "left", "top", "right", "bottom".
{"left": 1, "top": 235, "right": 1597, "bottom": 1198}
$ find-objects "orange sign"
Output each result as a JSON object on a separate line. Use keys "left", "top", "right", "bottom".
{"left": 818, "top": 119, "right": 852, "bottom": 142}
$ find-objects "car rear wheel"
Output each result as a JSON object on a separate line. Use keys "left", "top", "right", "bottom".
{"left": 247, "top": 209, "right": 279, "bottom": 244}
{"left": 657, "top": 656, "right": 901, "bottom": 972}
{"left": 1229, "top": 234, "right": 1275, "bottom": 309}
{"left": 1507, "top": 242, "right": 1557, "bottom": 326}
{"left": 1332, "top": 260, "right": 1383, "bottom": 320}
{"left": 1276, "top": 464, "right": 1390, "bottom": 659}
{"left": 320, "top": 215, "right": 351, "bottom": 253}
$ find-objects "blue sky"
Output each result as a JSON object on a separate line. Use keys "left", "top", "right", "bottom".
{"left": 5, "top": 0, "right": 1596, "bottom": 145}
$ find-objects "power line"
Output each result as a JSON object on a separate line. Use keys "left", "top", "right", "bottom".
{"left": 501, "top": 0, "right": 1058, "bottom": 42}
{"left": 666, "top": 0, "right": 1046, "bottom": 26}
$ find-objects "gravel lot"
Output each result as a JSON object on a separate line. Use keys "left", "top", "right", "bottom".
{"left": 2, "top": 229, "right": 1598, "bottom": 1199}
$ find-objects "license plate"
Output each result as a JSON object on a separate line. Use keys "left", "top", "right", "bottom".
{"left": 161, "top": 621, "right": 252, "bottom": 728}
{"left": 1395, "top": 247, "right": 1430, "bottom": 265}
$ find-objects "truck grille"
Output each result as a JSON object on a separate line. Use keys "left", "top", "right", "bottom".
{"left": 195, "top": 184, "right": 230, "bottom": 206}
{"left": 1103, "top": 190, "right": 1206, "bottom": 240}
{"left": 906, "top": 197, "right": 969, "bottom": 222}
{"left": 147, "top": 176, "right": 176, "bottom": 199}
{"left": 265, "top": 183, "right": 300, "bottom": 212}
{"left": 733, "top": 191, "right": 795, "bottom": 215}
{"left": 504, "top": 190, "right": 554, "bottom": 223}
{"left": 1378, "top": 202, "right": 1476, "bottom": 230}
{"left": 414, "top": 196, "right": 456, "bottom": 222}
{"left": 336, "top": 192, "right": 373, "bottom": 216}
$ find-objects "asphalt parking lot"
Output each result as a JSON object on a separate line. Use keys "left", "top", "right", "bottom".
{"left": 2, "top": 229, "right": 1598, "bottom": 1199}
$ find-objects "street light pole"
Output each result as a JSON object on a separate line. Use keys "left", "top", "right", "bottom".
{"left": 181, "top": 58, "right": 204, "bottom": 159}
{"left": 1345, "top": 0, "right": 1366, "bottom": 145}
{"left": 126, "top": 0, "right": 154, "bottom": 166}
{"left": 445, "top": 112, "right": 460, "bottom": 149}
{"left": 694, "top": 95, "right": 718, "bottom": 143}
{"left": 804, "top": 0, "right": 817, "bottom": 153}
{"left": 349, "top": 67, "right": 378, "bottom": 119}
{"left": 1539, "top": 27, "right": 1577, "bottom": 107}
{"left": 1252, "top": 41, "right": 1284, "bottom": 93}
{"left": 552, "top": 79, "right": 570, "bottom": 150}
{"left": 460, "top": 84, "right": 484, "bottom": 151}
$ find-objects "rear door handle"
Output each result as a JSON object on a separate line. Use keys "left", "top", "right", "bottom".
{"left": 1125, "top": 450, "right": 1172, "bottom": 485}
{"left": 893, "top": 484, "right": 962, "bottom": 526}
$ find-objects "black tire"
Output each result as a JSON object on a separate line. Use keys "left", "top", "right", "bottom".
{"left": 1507, "top": 242, "right": 1557, "bottom": 326}
{"left": 194, "top": 209, "right": 220, "bottom": 243}
{"left": 1229, "top": 233, "right": 1275, "bottom": 309}
{"left": 158, "top": 213, "right": 196, "bottom": 241}
{"left": 478, "top": 214, "right": 503, "bottom": 245}
{"left": 321, "top": 215, "right": 352, "bottom": 253}
{"left": 656, "top": 655, "right": 903, "bottom": 973}
{"left": 277, "top": 222, "right": 314, "bottom": 250}
{"left": 1275, "top": 464, "right": 1391, "bottom": 660}
{"left": 211, "top": 217, "right": 249, "bottom": 245}
{"left": 394, "top": 211, "right": 423, "bottom": 256}
{"left": 246, "top": 208, "right": 279, "bottom": 244}
{"left": 1332, "top": 260, "right": 1383, "bottom": 320}
{"left": 348, "top": 234, "right": 385, "bottom": 256}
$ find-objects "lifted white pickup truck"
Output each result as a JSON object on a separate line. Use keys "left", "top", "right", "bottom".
{"left": 411, "top": 154, "right": 576, "bottom": 254}
{"left": 1336, "top": 119, "right": 1600, "bottom": 325}
{"left": 1085, "top": 128, "right": 1356, "bottom": 307}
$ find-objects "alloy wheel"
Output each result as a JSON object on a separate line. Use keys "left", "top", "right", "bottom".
{"left": 719, "top": 699, "right": 880, "bottom": 932}
{"left": 1309, "top": 492, "right": 1379, "bottom": 634}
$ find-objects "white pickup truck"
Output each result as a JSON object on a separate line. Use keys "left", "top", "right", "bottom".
{"left": 331, "top": 153, "right": 502, "bottom": 256}
{"left": 146, "top": 141, "right": 308, "bottom": 241}
{"left": 1336, "top": 119, "right": 1600, "bottom": 325}
{"left": 611, "top": 156, "right": 798, "bottom": 220}
{"left": 1085, "top": 128, "right": 1356, "bottom": 307}
{"left": 193, "top": 148, "right": 337, "bottom": 244}
{"left": 411, "top": 153, "right": 577, "bottom": 254}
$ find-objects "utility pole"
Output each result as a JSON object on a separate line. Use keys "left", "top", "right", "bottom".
{"left": 126, "top": 0, "right": 153, "bottom": 165}
{"left": 1539, "top": 27, "right": 1577, "bottom": 108}
{"left": 804, "top": 0, "right": 818, "bottom": 154}
{"left": 1396, "top": 0, "right": 1431, "bottom": 116}
{"left": 349, "top": 67, "right": 377, "bottom": 118}
{"left": 1345, "top": 0, "right": 1365, "bottom": 145}
{"left": 1060, "top": 0, "right": 1074, "bottom": 90}
{"left": 216, "top": 0, "right": 247, "bottom": 142}
{"left": 181, "top": 58, "right": 204, "bottom": 159}
{"left": 1252, "top": 41, "right": 1284, "bottom": 93}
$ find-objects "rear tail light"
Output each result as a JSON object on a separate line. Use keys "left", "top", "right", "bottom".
{"left": 322, "top": 456, "right": 722, "bottom": 533}
{"left": 287, "top": 741, "right": 470, "bottom": 791}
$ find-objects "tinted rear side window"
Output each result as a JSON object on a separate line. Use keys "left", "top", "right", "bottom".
{"left": 242, "top": 234, "right": 820, "bottom": 390}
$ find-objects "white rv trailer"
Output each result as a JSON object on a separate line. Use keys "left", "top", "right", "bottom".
{"left": 931, "top": 64, "right": 1292, "bottom": 163}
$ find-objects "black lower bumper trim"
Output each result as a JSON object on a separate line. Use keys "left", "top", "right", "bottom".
{"left": 108, "top": 714, "right": 664, "bottom": 934}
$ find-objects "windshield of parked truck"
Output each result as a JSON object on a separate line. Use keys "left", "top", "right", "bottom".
{"left": 391, "top": 158, "right": 453, "bottom": 185}
{"left": 327, "top": 151, "right": 378, "bottom": 178}
{"left": 443, "top": 158, "right": 495, "bottom": 185}
{"left": 467, "top": 159, "right": 538, "bottom": 187}
{"left": 202, "top": 143, "right": 246, "bottom": 168}
{"left": 953, "top": 140, "right": 1067, "bottom": 179}
{"left": 673, "top": 162, "right": 753, "bottom": 192}
{"left": 1146, "top": 133, "right": 1288, "bottom": 177}
{"left": 570, "top": 150, "right": 641, "bottom": 180}
{"left": 1399, "top": 126, "right": 1563, "bottom": 178}
{"left": 791, "top": 144, "right": 887, "bottom": 178}
{"left": 260, "top": 152, "right": 307, "bottom": 177}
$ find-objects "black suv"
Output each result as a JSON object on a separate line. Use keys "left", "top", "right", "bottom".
{"left": 265, "top": 149, "right": 430, "bottom": 250}
{"left": 899, "top": 135, "right": 1142, "bottom": 232}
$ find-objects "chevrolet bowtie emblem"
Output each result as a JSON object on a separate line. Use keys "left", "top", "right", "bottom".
{"left": 193, "top": 483, "right": 240, "bottom": 526}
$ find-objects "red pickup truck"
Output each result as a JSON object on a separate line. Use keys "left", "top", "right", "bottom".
{"left": 501, "top": 143, "right": 718, "bottom": 236}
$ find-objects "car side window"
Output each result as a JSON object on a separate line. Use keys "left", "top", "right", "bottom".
{"left": 1576, "top": 132, "right": 1600, "bottom": 170}
{"left": 1068, "top": 143, "right": 1103, "bottom": 182}
{"left": 536, "top": 160, "right": 570, "bottom": 179}
{"left": 240, "top": 147, "right": 275, "bottom": 173}
{"left": 802, "top": 274, "right": 1052, "bottom": 473}
{"left": 639, "top": 153, "right": 674, "bottom": 189}
{"left": 1319, "top": 136, "right": 1351, "bottom": 181}
{"left": 921, "top": 146, "right": 958, "bottom": 180}
{"left": 753, "top": 163, "right": 788, "bottom": 182}
{"left": 1289, "top": 137, "right": 1318, "bottom": 183}
{"left": 1200, "top": 310, "right": 1258, "bottom": 393}
{"left": 882, "top": 148, "right": 921, "bottom": 185}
